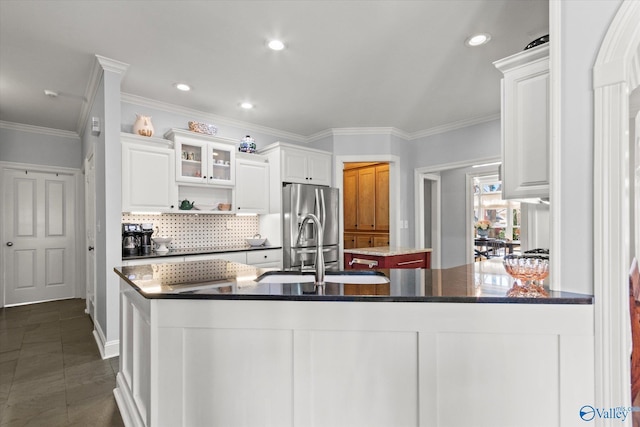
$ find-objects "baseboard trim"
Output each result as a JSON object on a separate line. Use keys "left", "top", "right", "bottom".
{"left": 114, "top": 373, "right": 145, "bottom": 427}
{"left": 93, "top": 324, "right": 119, "bottom": 359}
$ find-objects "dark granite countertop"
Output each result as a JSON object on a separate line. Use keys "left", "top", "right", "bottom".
{"left": 122, "top": 245, "right": 282, "bottom": 261}
{"left": 114, "top": 258, "right": 593, "bottom": 304}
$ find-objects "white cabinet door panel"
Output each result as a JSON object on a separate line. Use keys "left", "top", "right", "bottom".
{"left": 122, "top": 141, "right": 177, "bottom": 212}
{"left": 235, "top": 158, "right": 269, "bottom": 214}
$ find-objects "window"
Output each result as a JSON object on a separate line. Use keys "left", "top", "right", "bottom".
{"left": 473, "top": 175, "right": 520, "bottom": 240}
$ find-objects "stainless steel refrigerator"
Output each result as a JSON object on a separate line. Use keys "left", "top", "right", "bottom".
{"left": 282, "top": 183, "right": 340, "bottom": 271}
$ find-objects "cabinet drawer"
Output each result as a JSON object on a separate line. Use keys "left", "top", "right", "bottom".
{"left": 246, "top": 249, "right": 282, "bottom": 266}
{"left": 187, "top": 253, "right": 247, "bottom": 263}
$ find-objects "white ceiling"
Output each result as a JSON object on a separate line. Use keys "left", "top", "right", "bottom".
{"left": 0, "top": 0, "right": 551, "bottom": 138}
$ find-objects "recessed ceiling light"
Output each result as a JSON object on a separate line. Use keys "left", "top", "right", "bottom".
{"left": 466, "top": 33, "right": 491, "bottom": 47}
{"left": 267, "top": 39, "right": 285, "bottom": 51}
{"left": 175, "top": 83, "right": 191, "bottom": 91}
{"left": 240, "top": 102, "right": 254, "bottom": 110}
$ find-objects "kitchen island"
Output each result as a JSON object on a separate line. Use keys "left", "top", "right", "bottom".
{"left": 344, "top": 246, "right": 431, "bottom": 269}
{"left": 114, "top": 258, "right": 593, "bottom": 427}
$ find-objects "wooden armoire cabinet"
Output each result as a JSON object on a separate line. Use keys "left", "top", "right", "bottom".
{"left": 343, "top": 163, "right": 389, "bottom": 249}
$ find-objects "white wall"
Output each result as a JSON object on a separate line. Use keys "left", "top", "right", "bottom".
{"left": 557, "top": 0, "right": 621, "bottom": 294}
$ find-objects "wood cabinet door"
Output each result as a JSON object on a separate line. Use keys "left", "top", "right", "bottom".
{"left": 343, "top": 170, "right": 358, "bottom": 230}
{"left": 372, "top": 234, "right": 389, "bottom": 247}
{"left": 355, "top": 234, "right": 372, "bottom": 248}
{"left": 344, "top": 233, "right": 357, "bottom": 249}
{"left": 375, "top": 164, "right": 389, "bottom": 231}
{"left": 357, "top": 167, "right": 376, "bottom": 231}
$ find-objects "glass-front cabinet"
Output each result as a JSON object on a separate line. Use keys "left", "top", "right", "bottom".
{"left": 165, "top": 129, "right": 236, "bottom": 187}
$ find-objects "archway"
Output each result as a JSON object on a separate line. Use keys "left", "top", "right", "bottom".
{"left": 593, "top": 0, "right": 640, "bottom": 413}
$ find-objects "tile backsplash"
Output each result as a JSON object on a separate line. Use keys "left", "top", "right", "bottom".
{"left": 122, "top": 213, "right": 260, "bottom": 249}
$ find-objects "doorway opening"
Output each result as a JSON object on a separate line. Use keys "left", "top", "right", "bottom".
{"left": 342, "top": 162, "right": 390, "bottom": 250}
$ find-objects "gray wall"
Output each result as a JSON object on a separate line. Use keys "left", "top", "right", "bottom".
{"left": 0, "top": 126, "right": 82, "bottom": 168}
{"left": 409, "top": 120, "right": 501, "bottom": 170}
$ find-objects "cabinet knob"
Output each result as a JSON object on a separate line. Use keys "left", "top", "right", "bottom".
{"left": 371, "top": 224, "right": 374, "bottom": 227}
{"left": 170, "top": 205, "right": 174, "bottom": 209}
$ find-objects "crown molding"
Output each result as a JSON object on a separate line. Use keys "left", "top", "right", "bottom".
{"left": 121, "top": 93, "right": 307, "bottom": 143}
{"left": 77, "top": 55, "right": 130, "bottom": 137}
{"left": 122, "top": 93, "right": 500, "bottom": 144}
{"left": 0, "top": 120, "right": 80, "bottom": 140}
{"left": 407, "top": 113, "right": 500, "bottom": 140}
{"left": 95, "top": 55, "right": 130, "bottom": 75}
{"left": 330, "top": 127, "right": 411, "bottom": 139}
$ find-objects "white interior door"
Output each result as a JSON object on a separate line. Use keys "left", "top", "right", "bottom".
{"left": 3, "top": 167, "right": 76, "bottom": 305}
{"left": 85, "top": 153, "right": 97, "bottom": 319}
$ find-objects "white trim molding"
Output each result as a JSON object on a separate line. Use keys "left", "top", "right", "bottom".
{"left": 121, "top": 93, "right": 308, "bottom": 143}
{"left": 0, "top": 120, "right": 80, "bottom": 140}
{"left": 77, "top": 55, "right": 130, "bottom": 138}
{"left": 592, "top": 0, "right": 640, "bottom": 421}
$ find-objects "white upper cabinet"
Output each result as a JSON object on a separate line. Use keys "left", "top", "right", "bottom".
{"left": 235, "top": 154, "right": 270, "bottom": 214}
{"left": 494, "top": 44, "right": 549, "bottom": 200}
{"left": 165, "top": 129, "right": 236, "bottom": 187}
{"left": 121, "top": 133, "right": 178, "bottom": 213}
{"left": 281, "top": 146, "right": 332, "bottom": 186}
{"left": 260, "top": 142, "right": 333, "bottom": 213}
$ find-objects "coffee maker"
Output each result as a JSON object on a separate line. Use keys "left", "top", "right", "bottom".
{"left": 140, "top": 223, "right": 154, "bottom": 255}
{"left": 122, "top": 223, "right": 142, "bottom": 256}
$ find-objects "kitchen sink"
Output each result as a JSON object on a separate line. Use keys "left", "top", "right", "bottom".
{"left": 255, "top": 271, "right": 389, "bottom": 285}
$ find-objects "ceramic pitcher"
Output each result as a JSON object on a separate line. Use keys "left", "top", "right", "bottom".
{"left": 133, "top": 114, "right": 154, "bottom": 137}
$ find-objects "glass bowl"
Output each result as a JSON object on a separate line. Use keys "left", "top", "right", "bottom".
{"left": 503, "top": 254, "right": 549, "bottom": 297}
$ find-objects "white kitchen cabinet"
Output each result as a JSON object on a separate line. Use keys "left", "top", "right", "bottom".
{"left": 187, "top": 252, "right": 247, "bottom": 263}
{"left": 282, "top": 146, "right": 331, "bottom": 185}
{"left": 235, "top": 153, "right": 270, "bottom": 214}
{"left": 260, "top": 142, "right": 333, "bottom": 213}
{"left": 494, "top": 44, "right": 549, "bottom": 200}
{"left": 121, "top": 133, "right": 178, "bottom": 213}
{"left": 246, "top": 248, "right": 282, "bottom": 268}
{"left": 165, "top": 129, "right": 236, "bottom": 187}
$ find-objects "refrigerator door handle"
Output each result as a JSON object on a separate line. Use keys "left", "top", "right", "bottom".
{"left": 319, "top": 188, "right": 326, "bottom": 229}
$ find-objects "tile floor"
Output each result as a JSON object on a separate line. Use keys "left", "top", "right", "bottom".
{"left": 0, "top": 298, "right": 124, "bottom": 426}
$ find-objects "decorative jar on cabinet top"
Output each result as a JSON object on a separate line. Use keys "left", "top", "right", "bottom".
{"left": 239, "top": 135, "right": 256, "bottom": 153}
{"left": 133, "top": 114, "right": 154, "bottom": 137}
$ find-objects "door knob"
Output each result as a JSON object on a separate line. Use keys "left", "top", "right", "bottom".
{"left": 6, "top": 242, "right": 13, "bottom": 247}
{"left": 88, "top": 246, "right": 94, "bottom": 251}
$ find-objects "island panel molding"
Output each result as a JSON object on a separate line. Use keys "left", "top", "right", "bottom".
{"left": 115, "top": 272, "right": 593, "bottom": 427}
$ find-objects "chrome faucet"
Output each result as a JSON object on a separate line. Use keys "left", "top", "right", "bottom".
{"left": 296, "top": 213, "right": 325, "bottom": 285}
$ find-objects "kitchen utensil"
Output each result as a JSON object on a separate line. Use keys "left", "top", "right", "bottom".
{"left": 180, "top": 200, "right": 195, "bottom": 210}
{"left": 152, "top": 236, "right": 172, "bottom": 252}
{"left": 246, "top": 234, "right": 266, "bottom": 246}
